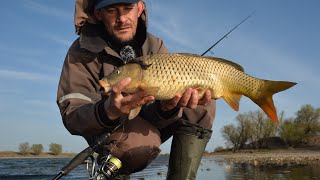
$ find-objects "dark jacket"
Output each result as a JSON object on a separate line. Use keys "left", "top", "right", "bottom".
{"left": 57, "top": 0, "right": 216, "bottom": 143}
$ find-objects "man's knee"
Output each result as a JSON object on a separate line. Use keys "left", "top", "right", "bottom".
{"left": 103, "top": 117, "right": 161, "bottom": 174}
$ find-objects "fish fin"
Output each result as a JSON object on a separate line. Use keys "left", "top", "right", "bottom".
{"left": 252, "top": 80, "right": 297, "bottom": 124}
{"left": 177, "top": 53, "right": 200, "bottom": 57}
{"left": 222, "top": 93, "right": 242, "bottom": 111}
{"left": 195, "top": 88, "right": 205, "bottom": 98}
{"left": 177, "top": 53, "right": 245, "bottom": 72}
{"left": 142, "top": 86, "right": 160, "bottom": 97}
{"left": 210, "top": 57, "right": 244, "bottom": 72}
{"left": 254, "top": 97, "right": 278, "bottom": 123}
{"left": 128, "top": 106, "right": 142, "bottom": 120}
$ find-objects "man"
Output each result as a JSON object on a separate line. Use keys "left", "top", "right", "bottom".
{"left": 57, "top": 0, "right": 216, "bottom": 179}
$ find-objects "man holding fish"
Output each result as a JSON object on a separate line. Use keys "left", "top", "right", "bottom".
{"left": 57, "top": 0, "right": 215, "bottom": 179}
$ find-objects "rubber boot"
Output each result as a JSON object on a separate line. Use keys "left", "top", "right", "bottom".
{"left": 166, "top": 132, "right": 209, "bottom": 180}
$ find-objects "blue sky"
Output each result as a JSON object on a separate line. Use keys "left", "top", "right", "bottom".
{"left": 0, "top": 0, "right": 319, "bottom": 153}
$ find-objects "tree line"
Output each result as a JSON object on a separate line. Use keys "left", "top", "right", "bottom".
{"left": 219, "top": 104, "right": 320, "bottom": 151}
{"left": 18, "top": 142, "right": 62, "bottom": 156}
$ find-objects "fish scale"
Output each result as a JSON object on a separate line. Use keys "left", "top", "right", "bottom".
{"left": 99, "top": 53, "right": 297, "bottom": 122}
{"left": 143, "top": 54, "right": 216, "bottom": 99}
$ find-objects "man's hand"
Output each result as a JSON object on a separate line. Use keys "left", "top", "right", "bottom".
{"left": 160, "top": 88, "right": 211, "bottom": 112}
{"left": 104, "top": 77, "right": 155, "bottom": 120}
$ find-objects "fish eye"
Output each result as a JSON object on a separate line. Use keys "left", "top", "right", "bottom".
{"left": 113, "top": 69, "right": 121, "bottom": 74}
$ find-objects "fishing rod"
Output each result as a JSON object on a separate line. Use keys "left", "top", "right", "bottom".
{"left": 52, "top": 133, "right": 111, "bottom": 180}
{"left": 201, "top": 10, "right": 256, "bottom": 56}
{"left": 52, "top": 119, "right": 126, "bottom": 180}
{"left": 52, "top": 10, "right": 256, "bottom": 180}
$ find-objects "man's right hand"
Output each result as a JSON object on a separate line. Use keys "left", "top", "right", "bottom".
{"left": 159, "top": 88, "right": 211, "bottom": 112}
{"left": 103, "top": 77, "right": 155, "bottom": 120}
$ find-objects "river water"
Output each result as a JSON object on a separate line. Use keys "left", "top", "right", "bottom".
{"left": 0, "top": 156, "right": 319, "bottom": 179}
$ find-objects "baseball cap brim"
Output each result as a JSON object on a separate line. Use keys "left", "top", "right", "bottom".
{"left": 95, "top": 0, "right": 139, "bottom": 10}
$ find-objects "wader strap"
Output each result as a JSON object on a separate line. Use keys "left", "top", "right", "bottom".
{"left": 175, "top": 122, "right": 212, "bottom": 140}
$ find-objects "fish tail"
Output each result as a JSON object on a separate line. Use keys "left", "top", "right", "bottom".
{"left": 253, "top": 80, "right": 297, "bottom": 123}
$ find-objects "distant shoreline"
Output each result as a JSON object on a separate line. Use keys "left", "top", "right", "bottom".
{"left": 1, "top": 148, "right": 319, "bottom": 166}
{"left": 206, "top": 148, "right": 320, "bottom": 166}
{"left": 0, "top": 151, "right": 76, "bottom": 159}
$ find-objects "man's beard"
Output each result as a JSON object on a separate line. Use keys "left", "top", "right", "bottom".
{"left": 103, "top": 18, "right": 146, "bottom": 54}
{"left": 107, "top": 29, "right": 137, "bottom": 48}
{"left": 112, "top": 35, "right": 135, "bottom": 47}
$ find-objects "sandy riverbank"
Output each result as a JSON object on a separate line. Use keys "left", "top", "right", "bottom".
{"left": 206, "top": 148, "right": 320, "bottom": 166}
{"left": 0, "top": 151, "right": 76, "bottom": 159}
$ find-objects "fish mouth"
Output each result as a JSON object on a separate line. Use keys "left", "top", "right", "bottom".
{"left": 99, "top": 80, "right": 112, "bottom": 93}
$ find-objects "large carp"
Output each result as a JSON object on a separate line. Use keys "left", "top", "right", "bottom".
{"left": 99, "top": 53, "right": 296, "bottom": 123}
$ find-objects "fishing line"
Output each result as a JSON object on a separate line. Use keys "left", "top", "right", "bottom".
{"left": 108, "top": 119, "right": 126, "bottom": 154}
{"left": 201, "top": 10, "right": 256, "bottom": 56}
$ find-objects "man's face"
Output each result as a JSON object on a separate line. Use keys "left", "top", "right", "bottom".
{"left": 95, "top": 2, "right": 144, "bottom": 44}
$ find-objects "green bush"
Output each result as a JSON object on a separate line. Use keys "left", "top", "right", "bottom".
{"left": 294, "top": 104, "right": 320, "bottom": 135}
{"left": 31, "top": 144, "right": 44, "bottom": 155}
{"left": 19, "top": 142, "right": 30, "bottom": 155}
{"left": 49, "top": 143, "right": 62, "bottom": 155}
{"left": 279, "top": 120, "right": 305, "bottom": 147}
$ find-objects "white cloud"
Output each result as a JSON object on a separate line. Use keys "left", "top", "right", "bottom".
{"left": 151, "top": 21, "right": 195, "bottom": 51}
{"left": 147, "top": 3, "right": 201, "bottom": 52}
{"left": 41, "top": 33, "right": 73, "bottom": 47}
{"left": 0, "top": 43, "right": 63, "bottom": 74}
{"left": 0, "top": 44, "right": 47, "bottom": 57}
{"left": 0, "top": 69, "right": 56, "bottom": 82}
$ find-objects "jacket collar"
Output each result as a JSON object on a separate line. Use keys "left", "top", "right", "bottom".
{"left": 79, "top": 23, "right": 155, "bottom": 58}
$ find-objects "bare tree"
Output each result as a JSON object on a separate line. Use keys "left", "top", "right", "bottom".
{"left": 221, "top": 113, "right": 251, "bottom": 151}
{"left": 247, "top": 110, "right": 278, "bottom": 148}
{"left": 49, "top": 143, "right": 62, "bottom": 155}
{"left": 222, "top": 110, "right": 279, "bottom": 150}
{"left": 19, "top": 142, "right": 30, "bottom": 155}
{"left": 222, "top": 124, "right": 239, "bottom": 149}
{"left": 31, "top": 144, "right": 44, "bottom": 155}
{"left": 223, "top": 105, "right": 320, "bottom": 149}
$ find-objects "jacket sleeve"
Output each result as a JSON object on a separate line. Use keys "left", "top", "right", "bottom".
{"left": 56, "top": 39, "right": 119, "bottom": 139}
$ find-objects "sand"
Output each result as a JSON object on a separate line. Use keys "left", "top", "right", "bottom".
{"left": 207, "top": 149, "right": 320, "bottom": 166}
